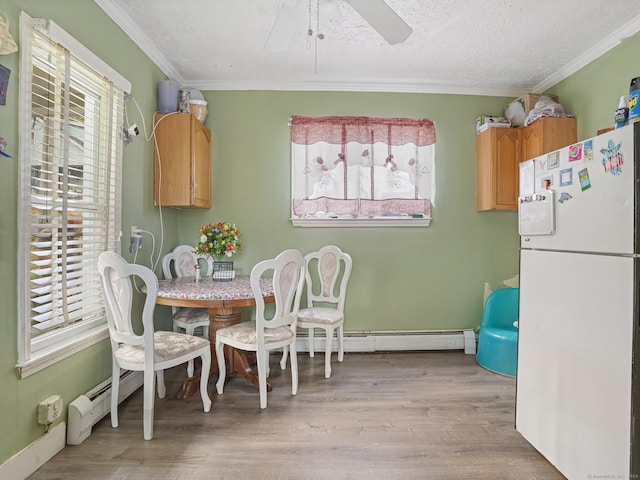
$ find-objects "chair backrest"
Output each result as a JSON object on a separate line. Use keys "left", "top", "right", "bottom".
{"left": 480, "top": 287, "right": 519, "bottom": 330}
{"left": 251, "top": 249, "right": 305, "bottom": 338}
{"left": 162, "top": 245, "right": 213, "bottom": 279}
{"left": 98, "top": 251, "right": 157, "bottom": 354}
{"left": 304, "top": 245, "right": 352, "bottom": 311}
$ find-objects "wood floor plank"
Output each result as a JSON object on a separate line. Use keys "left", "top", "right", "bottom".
{"left": 28, "top": 351, "right": 564, "bottom": 480}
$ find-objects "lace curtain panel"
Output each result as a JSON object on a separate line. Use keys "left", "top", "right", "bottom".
{"left": 291, "top": 115, "right": 436, "bottom": 221}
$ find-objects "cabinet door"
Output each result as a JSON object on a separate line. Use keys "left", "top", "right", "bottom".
{"left": 476, "top": 128, "right": 520, "bottom": 211}
{"left": 191, "top": 116, "right": 211, "bottom": 208}
{"left": 521, "top": 117, "right": 577, "bottom": 161}
{"left": 154, "top": 114, "right": 191, "bottom": 207}
{"left": 493, "top": 129, "right": 520, "bottom": 210}
{"left": 541, "top": 117, "right": 577, "bottom": 154}
{"left": 154, "top": 113, "right": 211, "bottom": 208}
{"left": 521, "top": 121, "right": 543, "bottom": 162}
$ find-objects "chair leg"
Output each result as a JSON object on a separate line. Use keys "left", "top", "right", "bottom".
{"left": 215, "top": 338, "right": 226, "bottom": 394}
{"left": 257, "top": 348, "right": 268, "bottom": 409}
{"left": 187, "top": 362, "right": 195, "bottom": 378}
{"left": 280, "top": 346, "right": 289, "bottom": 370}
{"left": 186, "top": 324, "right": 195, "bottom": 378}
{"left": 324, "top": 326, "right": 334, "bottom": 379}
{"left": 290, "top": 341, "right": 298, "bottom": 396}
{"left": 143, "top": 367, "right": 155, "bottom": 440}
{"left": 266, "top": 351, "right": 271, "bottom": 378}
{"left": 308, "top": 327, "right": 315, "bottom": 357}
{"left": 337, "top": 324, "right": 344, "bottom": 362}
{"left": 110, "top": 360, "right": 120, "bottom": 428}
{"left": 156, "top": 370, "right": 166, "bottom": 399}
{"left": 199, "top": 348, "right": 212, "bottom": 412}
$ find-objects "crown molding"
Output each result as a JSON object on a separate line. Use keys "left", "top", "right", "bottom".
{"left": 533, "top": 13, "right": 640, "bottom": 93}
{"left": 95, "top": 0, "right": 183, "bottom": 84}
{"left": 181, "top": 79, "right": 526, "bottom": 98}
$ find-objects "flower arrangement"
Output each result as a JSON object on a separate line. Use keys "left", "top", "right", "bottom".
{"left": 195, "top": 222, "right": 242, "bottom": 259}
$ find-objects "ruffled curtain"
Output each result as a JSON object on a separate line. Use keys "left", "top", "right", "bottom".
{"left": 290, "top": 115, "right": 436, "bottom": 147}
{"left": 291, "top": 115, "right": 436, "bottom": 220}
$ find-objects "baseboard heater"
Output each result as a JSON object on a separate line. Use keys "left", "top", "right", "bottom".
{"left": 295, "top": 329, "right": 477, "bottom": 355}
{"left": 67, "top": 370, "right": 143, "bottom": 445}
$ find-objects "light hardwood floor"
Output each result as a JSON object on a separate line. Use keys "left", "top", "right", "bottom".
{"left": 28, "top": 351, "right": 564, "bottom": 480}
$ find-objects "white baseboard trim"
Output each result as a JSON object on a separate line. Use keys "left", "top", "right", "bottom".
{"left": 295, "top": 329, "right": 477, "bottom": 355}
{"left": 0, "top": 421, "right": 65, "bottom": 480}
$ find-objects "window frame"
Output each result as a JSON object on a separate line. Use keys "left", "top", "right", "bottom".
{"left": 16, "top": 12, "right": 129, "bottom": 378}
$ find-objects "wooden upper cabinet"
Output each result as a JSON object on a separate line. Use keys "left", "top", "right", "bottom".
{"left": 476, "top": 127, "right": 521, "bottom": 211}
{"left": 154, "top": 113, "right": 211, "bottom": 208}
{"left": 521, "top": 117, "right": 577, "bottom": 162}
{"left": 476, "top": 117, "right": 577, "bottom": 212}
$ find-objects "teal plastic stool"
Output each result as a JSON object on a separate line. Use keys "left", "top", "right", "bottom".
{"left": 476, "top": 287, "right": 519, "bottom": 378}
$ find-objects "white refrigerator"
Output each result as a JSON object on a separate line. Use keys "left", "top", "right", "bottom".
{"left": 516, "top": 122, "right": 640, "bottom": 479}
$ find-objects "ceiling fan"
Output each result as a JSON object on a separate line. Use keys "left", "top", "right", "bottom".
{"left": 265, "top": 0, "right": 413, "bottom": 52}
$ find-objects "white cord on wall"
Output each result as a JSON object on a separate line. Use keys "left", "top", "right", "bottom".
{"left": 124, "top": 94, "right": 180, "bottom": 274}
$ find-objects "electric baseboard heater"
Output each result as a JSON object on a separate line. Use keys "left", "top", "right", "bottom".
{"left": 67, "top": 370, "right": 143, "bottom": 445}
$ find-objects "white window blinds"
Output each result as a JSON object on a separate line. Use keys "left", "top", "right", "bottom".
{"left": 17, "top": 13, "right": 126, "bottom": 376}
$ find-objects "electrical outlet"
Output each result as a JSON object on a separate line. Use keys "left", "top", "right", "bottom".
{"left": 129, "top": 236, "right": 142, "bottom": 253}
{"left": 129, "top": 238, "right": 141, "bottom": 253}
{"left": 129, "top": 226, "right": 143, "bottom": 253}
{"left": 38, "top": 395, "right": 63, "bottom": 425}
{"left": 127, "top": 124, "right": 140, "bottom": 137}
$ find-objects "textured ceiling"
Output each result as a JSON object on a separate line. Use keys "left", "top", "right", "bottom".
{"left": 96, "top": 0, "right": 640, "bottom": 96}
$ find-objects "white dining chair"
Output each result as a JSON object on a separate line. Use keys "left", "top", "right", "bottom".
{"left": 215, "top": 249, "right": 305, "bottom": 409}
{"left": 98, "top": 251, "right": 212, "bottom": 440}
{"left": 162, "top": 245, "right": 213, "bottom": 376}
{"left": 295, "top": 245, "right": 352, "bottom": 378}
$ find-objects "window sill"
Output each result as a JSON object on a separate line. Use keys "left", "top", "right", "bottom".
{"left": 291, "top": 217, "right": 431, "bottom": 227}
{"left": 16, "top": 325, "right": 109, "bottom": 378}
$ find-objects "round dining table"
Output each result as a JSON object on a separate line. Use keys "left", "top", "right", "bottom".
{"left": 155, "top": 274, "right": 275, "bottom": 399}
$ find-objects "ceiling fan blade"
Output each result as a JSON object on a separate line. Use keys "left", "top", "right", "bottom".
{"left": 344, "top": 0, "right": 412, "bottom": 45}
{"left": 264, "top": 0, "right": 308, "bottom": 52}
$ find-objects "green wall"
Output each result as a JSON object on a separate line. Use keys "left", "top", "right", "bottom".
{"left": 0, "top": 0, "right": 637, "bottom": 469}
{"left": 0, "top": 0, "right": 178, "bottom": 466}
{"left": 549, "top": 33, "right": 640, "bottom": 140}
{"left": 176, "top": 91, "right": 520, "bottom": 330}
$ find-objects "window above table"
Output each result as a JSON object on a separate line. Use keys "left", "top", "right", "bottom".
{"left": 290, "top": 115, "right": 437, "bottom": 227}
